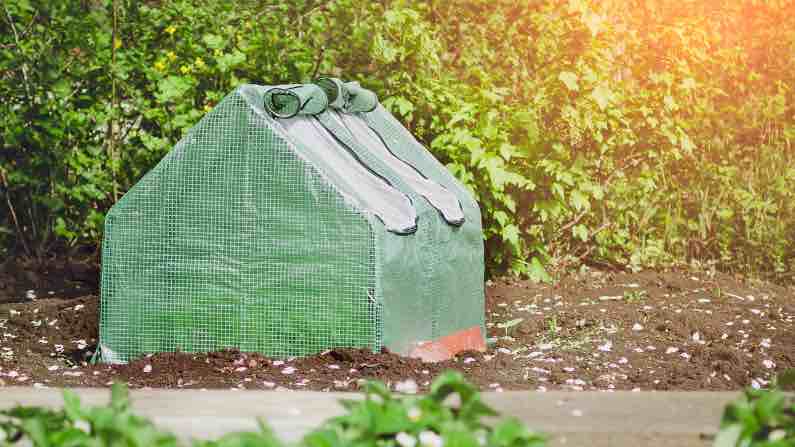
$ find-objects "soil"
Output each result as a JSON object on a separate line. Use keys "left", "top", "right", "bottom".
{"left": 0, "top": 267, "right": 793, "bottom": 392}
{"left": 0, "top": 257, "right": 99, "bottom": 304}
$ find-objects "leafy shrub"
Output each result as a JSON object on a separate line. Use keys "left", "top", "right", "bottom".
{"left": 413, "top": 0, "right": 795, "bottom": 277}
{"left": 2, "top": 0, "right": 794, "bottom": 279}
{"left": 0, "top": 372, "right": 546, "bottom": 447}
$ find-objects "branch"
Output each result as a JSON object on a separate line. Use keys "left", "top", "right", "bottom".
{"left": 556, "top": 210, "right": 587, "bottom": 237}
{"left": 20, "top": 11, "right": 36, "bottom": 38}
{"left": 3, "top": 4, "right": 32, "bottom": 103}
{"left": 0, "top": 168, "right": 31, "bottom": 257}
{"left": 311, "top": 46, "right": 326, "bottom": 79}
{"left": 109, "top": 0, "right": 119, "bottom": 201}
{"left": 575, "top": 221, "right": 612, "bottom": 262}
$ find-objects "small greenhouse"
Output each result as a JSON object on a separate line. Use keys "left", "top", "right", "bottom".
{"left": 98, "top": 79, "right": 485, "bottom": 363}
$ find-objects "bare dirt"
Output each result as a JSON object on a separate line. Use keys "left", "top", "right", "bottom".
{"left": 0, "top": 257, "right": 99, "bottom": 304}
{"left": 1, "top": 267, "right": 793, "bottom": 392}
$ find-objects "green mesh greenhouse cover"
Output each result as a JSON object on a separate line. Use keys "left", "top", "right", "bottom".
{"left": 99, "top": 79, "right": 485, "bottom": 363}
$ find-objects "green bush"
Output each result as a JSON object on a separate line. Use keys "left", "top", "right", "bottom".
{"left": 1, "top": 0, "right": 794, "bottom": 279}
{"left": 0, "top": 372, "right": 546, "bottom": 447}
{"left": 714, "top": 380, "right": 795, "bottom": 446}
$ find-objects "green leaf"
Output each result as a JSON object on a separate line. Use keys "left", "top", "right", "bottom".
{"left": 110, "top": 382, "right": 130, "bottom": 412}
{"left": 663, "top": 94, "right": 677, "bottom": 110}
{"left": 53, "top": 79, "right": 71, "bottom": 99}
{"left": 591, "top": 85, "right": 612, "bottom": 110}
{"left": 712, "top": 423, "right": 742, "bottom": 447}
{"left": 681, "top": 77, "right": 697, "bottom": 90}
{"left": 570, "top": 190, "right": 590, "bottom": 212}
{"left": 558, "top": 71, "right": 579, "bottom": 91}
{"left": 21, "top": 418, "right": 50, "bottom": 447}
{"left": 203, "top": 34, "right": 225, "bottom": 49}
{"left": 572, "top": 224, "right": 588, "bottom": 242}
{"left": 499, "top": 143, "right": 518, "bottom": 161}
{"left": 396, "top": 99, "right": 415, "bottom": 117}
{"left": 493, "top": 211, "right": 510, "bottom": 227}
{"left": 527, "top": 257, "right": 552, "bottom": 284}
{"left": 755, "top": 392, "right": 785, "bottom": 423}
{"left": 583, "top": 13, "right": 604, "bottom": 36}
{"left": 490, "top": 418, "right": 546, "bottom": 447}
{"left": 429, "top": 371, "right": 479, "bottom": 405}
{"left": 364, "top": 380, "right": 393, "bottom": 401}
{"left": 156, "top": 76, "right": 193, "bottom": 103}
{"left": 62, "top": 390, "right": 84, "bottom": 422}
{"left": 441, "top": 421, "right": 480, "bottom": 447}
{"left": 372, "top": 401, "right": 411, "bottom": 435}
{"left": 502, "top": 224, "right": 521, "bottom": 250}
{"left": 302, "top": 428, "right": 342, "bottom": 447}
{"left": 496, "top": 318, "right": 524, "bottom": 330}
{"left": 216, "top": 51, "right": 246, "bottom": 72}
{"left": 48, "top": 429, "right": 92, "bottom": 447}
{"left": 206, "top": 430, "right": 284, "bottom": 447}
{"left": 680, "top": 133, "right": 695, "bottom": 153}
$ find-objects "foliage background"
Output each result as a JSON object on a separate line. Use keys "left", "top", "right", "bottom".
{"left": 1, "top": 0, "right": 794, "bottom": 280}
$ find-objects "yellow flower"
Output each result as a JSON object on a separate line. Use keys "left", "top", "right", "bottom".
{"left": 180, "top": 65, "right": 191, "bottom": 74}
{"left": 204, "top": 104, "right": 212, "bottom": 112}
{"left": 114, "top": 38, "right": 122, "bottom": 49}
{"left": 195, "top": 57, "right": 206, "bottom": 69}
{"left": 154, "top": 60, "right": 166, "bottom": 72}
{"left": 213, "top": 49, "right": 222, "bottom": 57}
{"left": 165, "top": 25, "right": 177, "bottom": 35}
{"left": 166, "top": 51, "right": 177, "bottom": 61}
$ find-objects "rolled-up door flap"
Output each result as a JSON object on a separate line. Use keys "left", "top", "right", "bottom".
{"left": 334, "top": 112, "right": 465, "bottom": 226}
{"left": 278, "top": 116, "right": 417, "bottom": 235}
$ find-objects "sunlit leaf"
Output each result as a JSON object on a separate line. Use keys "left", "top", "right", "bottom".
{"left": 558, "top": 71, "right": 579, "bottom": 91}
{"left": 591, "top": 85, "right": 612, "bottom": 110}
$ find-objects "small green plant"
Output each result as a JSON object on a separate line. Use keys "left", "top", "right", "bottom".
{"left": 623, "top": 290, "right": 647, "bottom": 303}
{"left": 496, "top": 318, "right": 524, "bottom": 338}
{"left": 192, "top": 423, "right": 283, "bottom": 447}
{"left": 0, "top": 373, "right": 547, "bottom": 447}
{"left": 314, "top": 371, "right": 546, "bottom": 447}
{"left": 0, "top": 383, "right": 179, "bottom": 447}
{"left": 546, "top": 317, "right": 559, "bottom": 338}
{"left": 713, "top": 371, "right": 795, "bottom": 447}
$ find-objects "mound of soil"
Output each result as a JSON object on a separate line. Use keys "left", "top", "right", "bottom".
{"left": 0, "top": 269, "right": 793, "bottom": 392}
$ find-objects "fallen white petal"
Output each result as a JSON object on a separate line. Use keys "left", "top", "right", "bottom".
{"left": 598, "top": 341, "right": 613, "bottom": 352}
{"left": 396, "top": 432, "right": 417, "bottom": 447}
{"left": 762, "top": 359, "right": 776, "bottom": 369}
{"left": 395, "top": 379, "right": 418, "bottom": 394}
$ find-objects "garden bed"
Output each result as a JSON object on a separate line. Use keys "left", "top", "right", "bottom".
{"left": 0, "top": 268, "right": 793, "bottom": 392}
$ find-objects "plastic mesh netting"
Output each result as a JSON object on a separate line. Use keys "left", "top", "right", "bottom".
{"left": 99, "top": 80, "right": 484, "bottom": 363}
